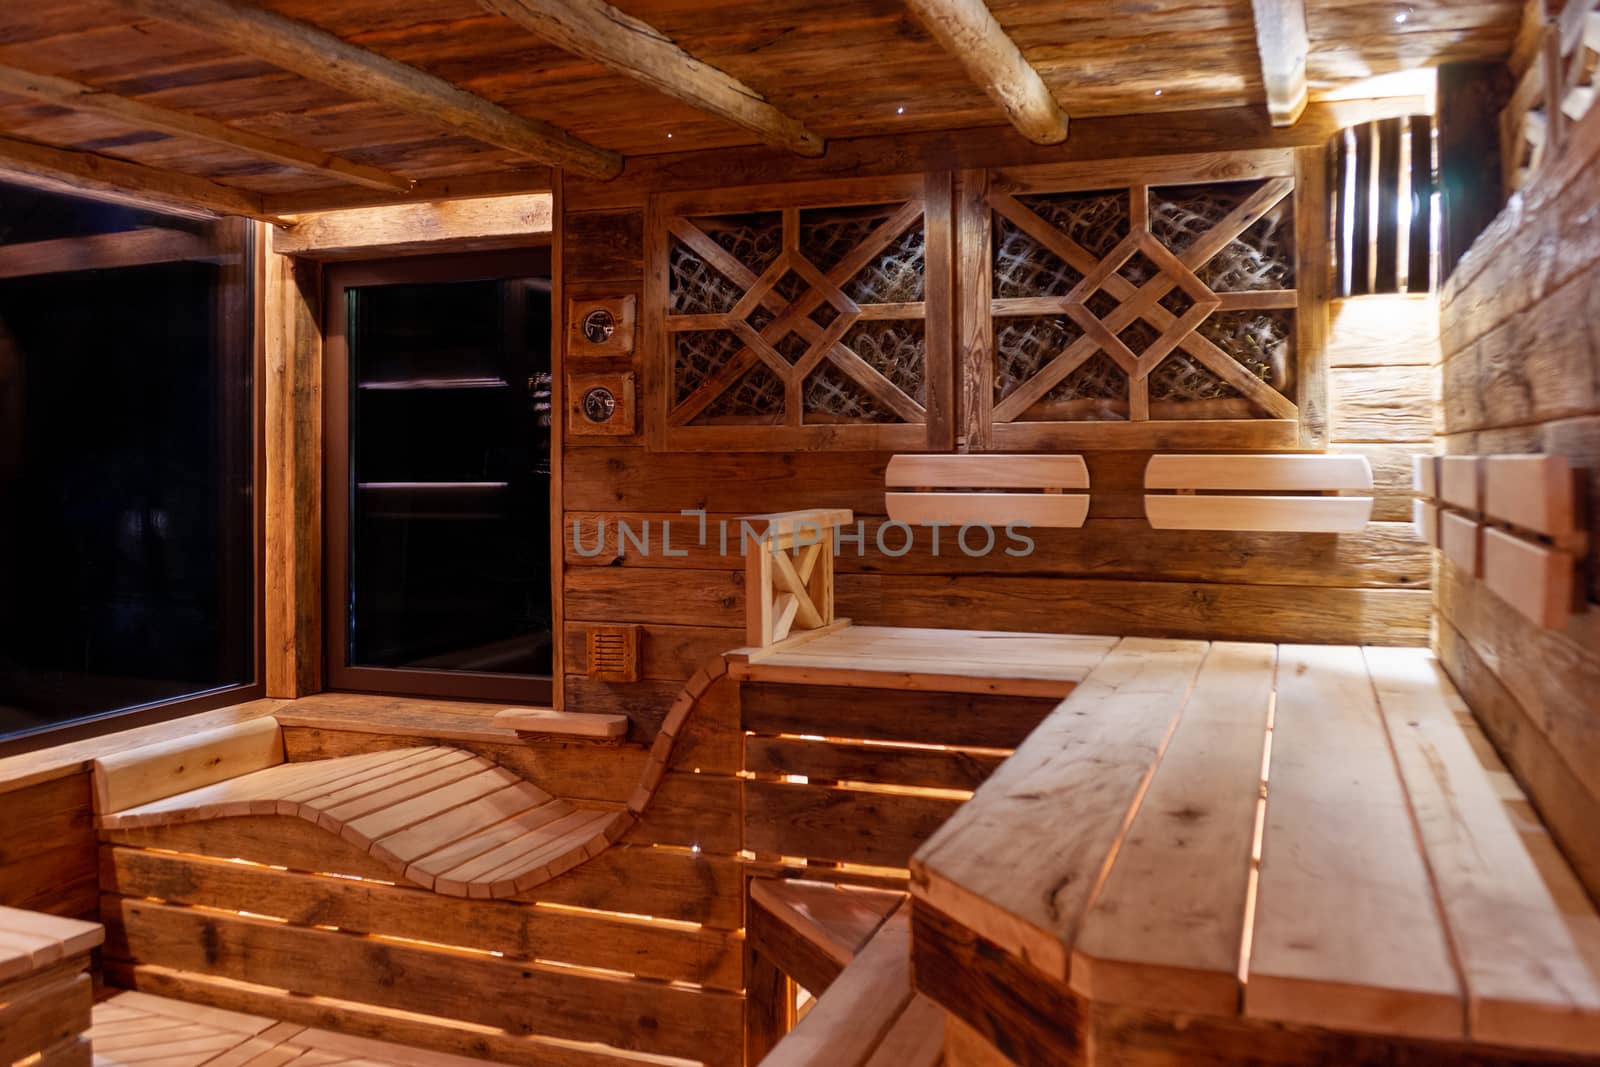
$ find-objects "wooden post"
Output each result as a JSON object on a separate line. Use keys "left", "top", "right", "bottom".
{"left": 264, "top": 251, "right": 323, "bottom": 698}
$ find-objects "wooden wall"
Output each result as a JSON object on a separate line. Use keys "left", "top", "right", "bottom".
{"left": 559, "top": 110, "right": 1436, "bottom": 730}
{"left": 1435, "top": 97, "right": 1600, "bottom": 899}
{"left": 0, "top": 773, "right": 96, "bottom": 920}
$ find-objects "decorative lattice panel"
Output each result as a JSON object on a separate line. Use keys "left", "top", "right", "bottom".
{"left": 648, "top": 174, "right": 951, "bottom": 450}
{"left": 983, "top": 155, "right": 1304, "bottom": 444}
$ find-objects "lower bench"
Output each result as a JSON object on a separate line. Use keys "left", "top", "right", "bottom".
{"left": 747, "top": 878, "right": 944, "bottom": 1066}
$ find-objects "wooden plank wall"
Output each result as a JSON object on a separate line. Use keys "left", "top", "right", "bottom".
{"left": 0, "top": 773, "right": 97, "bottom": 920}
{"left": 560, "top": 126, "right": 1434, "bottom": 737}
{"left": 1435, "top": 97, "right": 1600, "bottom": 900}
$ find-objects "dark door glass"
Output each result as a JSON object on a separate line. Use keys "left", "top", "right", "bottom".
{"left": 343, "top": 275, "right": 552, "bottom": 680}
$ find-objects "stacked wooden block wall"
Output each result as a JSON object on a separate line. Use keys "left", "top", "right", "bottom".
{"left": 1434, "top": 96, "right": 1600, "bottom": 898}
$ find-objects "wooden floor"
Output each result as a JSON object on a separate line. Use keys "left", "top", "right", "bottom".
{"left": 912, "top": 639, "right": 1600, "bottom": 1060}
{"left": 90, "top": 990, "right": 507, "bottom": 1067}
{"left": 730, "top": 626, "right": 1120, "bottom": 697}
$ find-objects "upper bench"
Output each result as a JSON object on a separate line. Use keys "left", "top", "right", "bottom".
{"left": 911, "top": 638, "right": 1600, "bottom": 1062}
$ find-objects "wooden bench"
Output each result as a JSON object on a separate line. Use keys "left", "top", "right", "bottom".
{"left": 0, "top": 906, "right": 103, "bottom": 1067}
{"left": 885, "top": 453, "right": 1090, "bottom": 528}
{"left": 1143, "top": 453, "right": 1374, "bottom": 531}
{"left": 747, "top": 878, "right": 944, "bottom": 1067}
{"left": 912, "top": 638, "right": 1600, "bottom": 1064}
{"left": 91, "top": 664, "right": 727, "bottom": 899}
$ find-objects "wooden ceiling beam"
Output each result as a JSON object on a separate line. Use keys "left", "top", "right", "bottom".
{"left": 0, "top": 228, "right": 218, "bottom": 281}
{"left": 108, "top": 0, "right": 624, "bottom": 181}
{"left": 1250, "top": 0, "right": 1310, "bottom": 126}
{"left": 273, "top": 193, "right": 553, "bottom": 260}
{"left": 0, "top": 64, "right": 413, "bottom": 193}
{"left": 902, "top": 0, "right": 1068, "bottom": 145}
{"left": 477, "top": 0, "right": 823, "bottom": 156}
{"left": 0, "top": 135, "right": 272, "bottom": 219}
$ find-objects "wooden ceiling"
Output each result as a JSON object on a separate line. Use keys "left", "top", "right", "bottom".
{"left": 0, "top": 0, "right": 1523, "bottom": 216}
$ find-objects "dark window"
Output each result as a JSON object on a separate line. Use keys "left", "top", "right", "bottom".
{"left": 325, "top": 253, "right": 553, "bottom": 703}
{"left": 0, "top": 181, "right": 258, "bottom": 742}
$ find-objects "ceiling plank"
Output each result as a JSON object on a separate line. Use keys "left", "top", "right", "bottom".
{"left": 0, "top": 135, "right": 271, "bottom": 219}
{"left": 107, "top": 0, "right": 624, "bottom": 180}
{"left": 1250, "top": 0, "right": 1310, "bottom": 126}
{"left": 902, "top": 0, "right": 1068, "bottom": 145}
{"left": 0, "top": 64, "right": 413, "bottom": 192}
{"left": 477, "top": 0, "right": 823, "bottom": 157}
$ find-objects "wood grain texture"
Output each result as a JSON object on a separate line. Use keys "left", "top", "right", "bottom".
{"left": 478, "top": 0, "right": 822, "bottom": 157}
{"left": 1070, "top": 642, "right": 1275, "bottom": 1017}
{"left": 106, "top": 0, "right": 622, "bottom": 179}
{"left": 263, "top": 253, "right": 322, "bottom": 699}
{"left": 1364, "top": 646, "right": 1600, "bottom": 1054}
{"left": 902, "top": 0, "right": 1068, "bottom": 144}
{"left": 0, "top": 63, "right": 409, "bottom": 192}
{"left": 272, "top": 194, "right": 552, "bottom": 259}
{"left": 103, "top": 897, "right": 742, "bottom": 1064}
{"left": 912, "top": 638, "right": 1209, "bottom": 981}
{"left": 1246, "top": 644, "right": 1461, "bottom": 1041}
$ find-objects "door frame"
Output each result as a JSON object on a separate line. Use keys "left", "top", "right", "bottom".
{"left": 322, "top": 248, "right": 555, "bottom": 703}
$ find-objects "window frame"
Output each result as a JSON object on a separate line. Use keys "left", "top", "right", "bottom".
{"left": 0, "top": 219, "right": 267, "bottom": 759}
{"left": 322, "top": 249, "right": 555, "bottom": 705}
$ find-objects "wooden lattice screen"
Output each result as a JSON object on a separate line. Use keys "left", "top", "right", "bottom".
{"left": 963, "top": 150, "right": 1321, "bottom": 450}
{"left": 645, "top": 174, "right": 952, "bottom": 451}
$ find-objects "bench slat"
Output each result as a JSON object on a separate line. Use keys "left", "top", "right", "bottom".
{"left": 1364, "top": 646, "right": 1600, "bottom": 1055}
{"left": 1440, "top": 511, "right": 1482, "bottom": 575}
{"left": 1482, "top": 528, "right": 1576, "bottom": 629}
{"left": 912, "top": 638, "right": 1210, "bottom": 981}
{"left": 1246, "top": 644, "right": 1462, "bottom": 1041}
{"left": 885, "top": 454, "right": 1089, "bottom": 490}
{"left": 1144, "top": 495, "right": 1372, "bottom": 532}
{"left": 886, "top": 491, "right": 1089, "bottom": 528}
{"left": 1145, "top": 454, "right": 1373, "bottom": 491}
{"left": 1482, "top": 454, "right": 1579, "bottom": 537}
{"left": 1071, "top": 642, "right": 1276, "bottom": 1017}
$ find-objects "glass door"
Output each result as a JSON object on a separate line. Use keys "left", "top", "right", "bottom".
{"left": 324, "top": 250, "right": 553, "bottom": 702}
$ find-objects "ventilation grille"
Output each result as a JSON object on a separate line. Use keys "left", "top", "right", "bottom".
{"left": 585, "top": 625, "right": 641, "bottom": 683}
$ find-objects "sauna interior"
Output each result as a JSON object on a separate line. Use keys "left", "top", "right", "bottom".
{"left": 0, "top": 0, "right": 1598, "bottom": 1065}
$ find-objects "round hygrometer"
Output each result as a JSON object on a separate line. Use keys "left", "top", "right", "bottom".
{"left": 581, "top": 307, "right": 616, "bottom": 345}
{"left": 582, "top": 386, "right": 617, "bottom": 423}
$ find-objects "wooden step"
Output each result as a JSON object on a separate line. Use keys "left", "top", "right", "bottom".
{"left": 760, "top": 901, "right": 942, "bottom": 1067}
{"left": 748, "top": 878, "right": 904, "bottom": 995}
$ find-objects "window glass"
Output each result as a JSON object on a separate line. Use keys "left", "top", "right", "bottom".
{"left": 0, "top": 181, "right": 255, "bottom": 739}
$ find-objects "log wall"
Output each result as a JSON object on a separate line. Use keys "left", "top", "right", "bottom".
{"left": 560, "top": 117, "right": 1436, "bottom": 731}
{"left": 1435, "top": 96, "right": 1600, "bottom": 900}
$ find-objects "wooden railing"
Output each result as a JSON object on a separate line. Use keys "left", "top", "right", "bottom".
{"left": 742, "top": 509, "right": 852, "bottom": 654}
{"left": 1501, "top": 0, "right": 1600, "bottom": 192}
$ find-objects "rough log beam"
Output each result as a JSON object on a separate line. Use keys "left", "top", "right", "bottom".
{"left": 478, "top": 0, "right": 823, "bottom": 157}
{"left": 108, "top": 0, "right": 623, "bottom": 181}
{"left": 0, "top": 64, "right": 413, "bottom": 192}
{"left": 902, "top": 0, "right": 1068, "bottom": 145}
{"left": 0, "top": 134, "right": 272, "bottom": 219}
{"left": 0, "top": 228, "right": 218, "bottom": 280}
{"left": 1250, "top": 0, "right": 1310, "bottom": 126}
